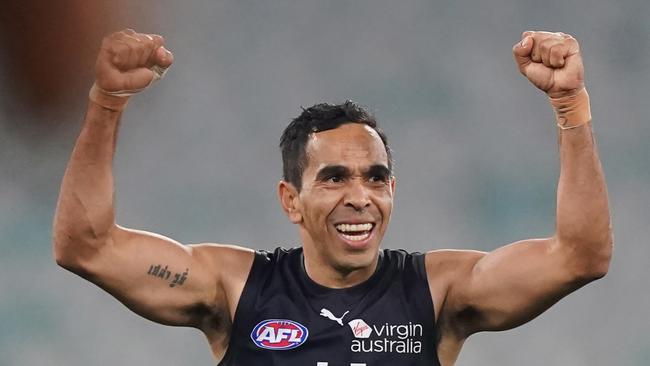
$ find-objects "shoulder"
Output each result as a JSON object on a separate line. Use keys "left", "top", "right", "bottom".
{"left": 423, "top": 250, "right": 487, "bottom": 326}
{"left": 381, "top": 248, "right": 481, "bottom": 275}
{"left": 425, "top": 249, "right": 486, "bottom": 277}
{"left": 424, "top": 249, "right": 487, "bottom": 293}
{"left": 191, "top": 243, "right": 256, "bottom": 272}
{"left": 190, "top": 244, "right": 305, "bottom": 282}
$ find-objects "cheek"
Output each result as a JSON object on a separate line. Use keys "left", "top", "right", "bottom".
{"left": 301, "top": 191, "right": 339, "bottom": 223}
{"left": 375, "top": 189, "right": 394, "bottom": 215}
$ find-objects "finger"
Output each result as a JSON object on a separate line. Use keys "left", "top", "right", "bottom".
{"left": 154, "top": 47, "right": 174, "bottom": 68}
{"left": 110, "top": 32, "right": 144, "bottom": 70}
{"left": 513, "top": 36, "right": 533, "bottom": 74}
{"left": 124, "top": 68, "right": 156, "bottom": 90}
{"left": 132, "top": 33, "right": 158, "bottom": 66}
{"left": 528, "top": 31, "right": 559, "bottom": 63}
{"left": 548, "top": 43, "right": 568, "bottom": 68}
{"left": 107, "top": 40, "right": 133, "bottom": 70}
{"left": 147, "top": 34, "right": 172, "bottom": 67}
{"left": 149, "top": 34, "right": 165, "bottom": 50}
{"left": 539, "top": 38, "right": 559, "bottom": 67}
{"left": 564, "top": 35, "right": 581, "bottom": 55}
{"left": 120, "top": 34, "right": 144, "bottom": 68}
{"left": 530, "top": 37, "right": 542, "bottom": 63}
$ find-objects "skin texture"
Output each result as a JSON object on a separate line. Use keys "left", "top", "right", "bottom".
{"left": 53, "top": 30, "right": 611, "bottom": 365}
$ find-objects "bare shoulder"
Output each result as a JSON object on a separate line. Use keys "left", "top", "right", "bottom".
{"left": 424, "top": 249, "right": 486, "bottom": 286}
{"left": 425, "top": 249, "right": 485, "bottom": 271}
{"left": 191, "top": 243, "right": 256, "bottom": 271}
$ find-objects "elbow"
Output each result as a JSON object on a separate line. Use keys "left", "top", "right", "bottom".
{"left": 570, "top": 237, "right": 613, "bottom": 283}
{"left": 52, "top": 226, "right": 110, "bottom": 274}
{"left": 581, "top": 255, "right": 610, "bottom": 281}
{"left": 589, "top": 231, "right": 614, "bottom": 279}
{"left": 53, "top": 227, "right": 73, "bottom": 267}
{"left": 52, "top": 232, "right": 84, "bottom": 272}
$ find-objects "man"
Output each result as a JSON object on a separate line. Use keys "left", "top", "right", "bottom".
{"left": 53, "top": 29, "right": 612, "bottom": 365}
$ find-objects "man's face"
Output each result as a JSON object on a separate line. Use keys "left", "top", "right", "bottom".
{"left": 290, "top": 123, "right": 395, "bottom": 274}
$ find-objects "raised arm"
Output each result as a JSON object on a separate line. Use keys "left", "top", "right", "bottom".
{"left": 429, "top": 31, "right": 613, "bottom": 341}
{"left": 52, "top": 30, "right": 253, "bottom": 332}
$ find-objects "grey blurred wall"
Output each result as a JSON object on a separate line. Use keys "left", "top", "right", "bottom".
{"left": 1, "top": 0, "right": 648, "bottom": 365}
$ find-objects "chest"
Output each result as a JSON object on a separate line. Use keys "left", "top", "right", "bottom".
{"left": 218, "top": 249, "right": 440, "bottom": 366}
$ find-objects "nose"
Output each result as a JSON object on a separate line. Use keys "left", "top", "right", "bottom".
{"left": 344, "top": 179, "right": 371, "bottom": 211}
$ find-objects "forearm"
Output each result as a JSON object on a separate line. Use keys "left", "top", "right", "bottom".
{"left": 53, "top": 101, "right": 123, "bottom": 265}
{"left": 554, "top": 96, "right": 612, "bottom": 275}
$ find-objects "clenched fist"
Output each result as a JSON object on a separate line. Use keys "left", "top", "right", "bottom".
{"left": 90, "top": 29, "right": 173, "bottom": 111}
{"left": 513, "top": 31, "right": 584, "bottom": 99}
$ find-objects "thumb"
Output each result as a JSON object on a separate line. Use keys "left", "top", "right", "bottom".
{"left": 154, "top": 46, "right": 174, "bottom": 68}
{"left": 513, "top": 36, "right": 533, "bottom": 73}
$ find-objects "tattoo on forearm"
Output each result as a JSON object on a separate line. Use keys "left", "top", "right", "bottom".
{"left": 147, "top": 264, "right": 189, "bottom": 288}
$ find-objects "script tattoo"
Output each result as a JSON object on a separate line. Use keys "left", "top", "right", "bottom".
{"left": 147, "top": 264, "right": 189, "bottom": 288}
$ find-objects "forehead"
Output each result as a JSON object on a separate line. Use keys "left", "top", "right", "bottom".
{"left": 305, "top": 123, "right": 388, "bottom": 169}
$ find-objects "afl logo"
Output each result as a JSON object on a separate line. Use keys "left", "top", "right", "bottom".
{"left": 250, "top": 319, "right": 309, "bottom": 350}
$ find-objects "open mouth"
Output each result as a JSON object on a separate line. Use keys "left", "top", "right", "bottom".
{"left": 334, "top": 223, "right": 375, "bottom": 242}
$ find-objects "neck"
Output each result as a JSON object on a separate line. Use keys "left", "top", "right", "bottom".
{"left": 301, "top": 243, "right": 380, "bottom": 289}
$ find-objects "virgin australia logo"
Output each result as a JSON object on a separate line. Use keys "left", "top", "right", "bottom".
{"left": 320, "top": 308, "right": 349, "bottom": 326}
{"left": 347, "top": 319, "right": 373, "bottom": 338}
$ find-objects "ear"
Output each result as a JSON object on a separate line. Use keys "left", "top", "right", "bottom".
{"left": 390, "top": 176, "right": 396, "bottom": 195}
{"left": 278, "top": 180, "right": 303, "bottom": 224}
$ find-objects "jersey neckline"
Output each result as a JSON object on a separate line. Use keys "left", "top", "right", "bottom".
{"left": 297, "top": 248, "right": 386, "bottom": 298}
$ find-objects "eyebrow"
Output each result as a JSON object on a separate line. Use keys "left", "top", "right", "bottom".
{"left": 315, "top": 165, "right": 350, "bottom": 181}
{"left": 314, "top": 164, "right": 392, "bottom": 181}
{"left": 365, "top": 164, "right": 392, "bottom": 179}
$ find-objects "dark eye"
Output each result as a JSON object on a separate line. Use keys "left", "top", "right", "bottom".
{"left": 326, "top": 175, "right": 344, "bottom": 183}
{"left": 369, "top": 175, "right": 388, "bottom": 183}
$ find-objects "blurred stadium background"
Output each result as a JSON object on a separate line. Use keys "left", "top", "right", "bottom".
{"left": 1, "top": 0, "right": 648, "bottom": 364}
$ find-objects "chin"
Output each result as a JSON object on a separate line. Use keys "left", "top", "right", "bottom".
{"left": 335, "top": 246, "right": 380, "bottom": 272}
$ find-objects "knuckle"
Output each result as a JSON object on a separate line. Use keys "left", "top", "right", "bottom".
{"left": 112, "top": 54, "right": 123, "bottom": 66}
{"left": 550, "top": 44, "right": 564, "bottom": 56}
{"left": 124, "top": 42, "right": 137, "bottom": 54}
{"left": 538, "top": 42, "right": 548, "bottom": 53}
{"left": 110, "top": 42, "right": 132, "bottom": 65}
{"left": 109, "top": 41, "right": 126, "bottom": 55}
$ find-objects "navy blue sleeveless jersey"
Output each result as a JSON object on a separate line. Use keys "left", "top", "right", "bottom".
{"left": 218, "top": 247, "right": 440, "bottom": 366}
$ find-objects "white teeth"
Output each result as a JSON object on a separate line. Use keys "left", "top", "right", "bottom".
{"left": 335, "top": 223, "right": 373, "bottom": 232}
{"left": 340, "top": 232, "right": 371, "bottom": 241}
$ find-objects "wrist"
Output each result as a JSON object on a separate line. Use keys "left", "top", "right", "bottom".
{"left": 88, "top": 83, "right": 129, "bottom": 112}
{"left": 549, "top": 88, "right": 591, "bottom": 130}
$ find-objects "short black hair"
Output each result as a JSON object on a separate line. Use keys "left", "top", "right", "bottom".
{"left": 279, "top": 100, "right": 392, "bottom": 191}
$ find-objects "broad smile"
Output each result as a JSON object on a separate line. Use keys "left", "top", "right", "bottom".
{"left": 334, "top": 222, "right": 376, "bottom": 248}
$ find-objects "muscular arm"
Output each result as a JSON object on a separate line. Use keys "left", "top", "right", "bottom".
{"left": 431, "top": 32, "right": 612, "bottom": 340}
{"left": 52, "top": 30, "right": 253, "bottom": 331}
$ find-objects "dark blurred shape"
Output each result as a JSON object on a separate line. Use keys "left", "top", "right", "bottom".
{"left": 0, "top": 1, "right": 126, "bottom": 118}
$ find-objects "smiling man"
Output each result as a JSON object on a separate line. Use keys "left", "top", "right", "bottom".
{"left": 278, "top": 109, "right": 396, "bottom": 288}
{"left": 53, "top": 29, "right": 612, "bottom": 365}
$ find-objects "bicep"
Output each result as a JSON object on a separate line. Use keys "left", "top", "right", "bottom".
{"left": 78, "top": 225, "right": 234, "bottom": 328}
{"left": 437, "top": 238, "right": 587, "bottom": 336}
